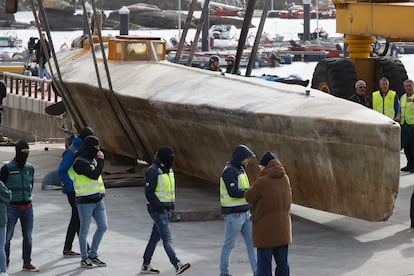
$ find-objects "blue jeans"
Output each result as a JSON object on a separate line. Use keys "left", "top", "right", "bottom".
{"left": 77, "top": 200, "right": 107, "bottom": 261}
{"left": 257, "top": 246, "right": 289, "bottom": 276}
{"left": 6, "top": 206, "right": 33, "bottom": 265}
{"left": 37, "top": 63, "right": 49, "bottom": 79}
{"left": 143, "top": 209, "right": 179, "bottom": 266}
{"left": 220, "top": 211, "right": 257, "bottom": 275}
{"left": 0, "top": 226, "right": 6, "bottom": 272}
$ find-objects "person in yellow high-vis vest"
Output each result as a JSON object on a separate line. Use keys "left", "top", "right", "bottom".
{"left": 372, "top": 77, "right": 401, "bottom": 122}
{"left": 400, "top": 80, "right": 414, "bottom": 228}
{"left": 219, "top": 144, "right": 257, "bottom": 276}
{"left": 58, "top": 126, "right": 94, "bottom": 258}
{"left": 72, "top": 136, "right": 107, "bottom": 269}
{"left": 401, "top": 79, "right": 414, "bottom": 173}
{"left": 141, "top": 146, "right": 191, "bottom": 275}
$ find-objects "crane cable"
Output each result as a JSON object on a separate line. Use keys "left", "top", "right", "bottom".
{"left": 81, "top": 0, "right": 150, "bottom": 161}
{"left": 32, "top": 0, "right": 86, "bottom": 130}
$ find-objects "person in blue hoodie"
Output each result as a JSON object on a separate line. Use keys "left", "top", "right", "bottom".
{"left": 219, "top": 144, "right": 257, "bottom": 276}
{"left": 58, "top": 127, "right": 93, "bottom": 257}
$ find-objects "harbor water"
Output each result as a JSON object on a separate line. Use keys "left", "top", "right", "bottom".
{"left": 2, "top": 11, "right": 414, "bottom": 276}
{"left": 4, "top": 11, "right": 414, "bottom": 82}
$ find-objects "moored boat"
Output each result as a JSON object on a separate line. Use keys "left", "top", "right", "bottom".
{"left": 0, "top": 33, "right": 27, "bottom": 75}
{"left": 50, "top": 35, "right": 400, "bottom": 222}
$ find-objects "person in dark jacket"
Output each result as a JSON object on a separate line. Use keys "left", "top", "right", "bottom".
{"left": 348, "top": 80, "right": 372, "bottom": 108}
{"left": 219, "top": 144, "right": 257, "bottom": 276}
{"left": 245, "top": 152, "right": 292, "bottom": 276}
{"left": 206, "top": 55, "right": 223, "bottom": 72}
{"left": 34, "top": 33, "right": 50, "bottom": 79}
{"left": 225, "top": 55, "right": 241, "bottom": 75}
{"left": 141, "top": 146, "right": 191, "bottom": 275}
{"left": 73, "top": 136, "right": 107, "bottom": 269}
{"left": 0, "top": 180, "right": 11, "bottom": 275}
{"left": 58, "top": 127, "right": 93, "bottom": 257}
{"left": 0, "top": 140, "right": 39, "bottom": 272}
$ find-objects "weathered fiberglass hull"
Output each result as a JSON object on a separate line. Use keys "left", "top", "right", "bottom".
{"left": 53, "top": 44, "right": 400, "bottom": 222}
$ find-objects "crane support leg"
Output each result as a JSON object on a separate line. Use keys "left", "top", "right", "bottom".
{"left": 344, "top": 35, "right": 375, "bottom": 58}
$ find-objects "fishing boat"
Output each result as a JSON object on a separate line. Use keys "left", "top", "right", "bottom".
{"left": 288, "top": 39, "right": 343, "bottom": 61}
{"left": 279, "top": 4, "right": 318, "bottom": 19}
{"left": 49, "top": 35, "right": 399, "bottom": 222}
{"left": 209, "top": 0, "right": 245, "bottom": 17}
{"left": 0, "top": 32, "right": 27, "bottom": 74}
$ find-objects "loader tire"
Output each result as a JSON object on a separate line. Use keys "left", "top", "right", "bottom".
{"left": 311, "top": 58, "right": 358, "bottom": 98}
{"left": 374, "top": 57, "right": 408, "bottom": 98}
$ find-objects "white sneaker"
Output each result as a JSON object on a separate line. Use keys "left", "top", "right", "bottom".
{"left": 0, "top": 272, "right": 9, "bottom": 276}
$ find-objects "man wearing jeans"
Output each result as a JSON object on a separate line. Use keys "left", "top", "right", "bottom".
{"left": 0, "top": 140, "right": 39, "bottom": 272}
{"left": 58, "top": 127, "right": 93, "bottom": 257}
{"left": 34, "top": 33, "right": 50, "bottom": 80}
{"left": 245, "top": 152, "right": 292, "bottom": 276}
{"left": 141, "top": 146, "right": 191, "bottom": 275}
{"left": 219, "top": 144, "right": 257, "bottom": 276}
{"left": 72, "top": 136, "right": 107, "bottom": 269}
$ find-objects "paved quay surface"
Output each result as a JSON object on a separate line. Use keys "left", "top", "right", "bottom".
{"left": 0, "top": 142, "right": 413, "bottom": 276}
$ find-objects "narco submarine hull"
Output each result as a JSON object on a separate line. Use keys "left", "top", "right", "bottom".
{"left": 52, "top": 36, "right": 400, "bottom": 222}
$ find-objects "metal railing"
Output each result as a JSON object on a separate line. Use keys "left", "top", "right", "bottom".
{"left": 3, "top": 72, "right": 59, "bottom": 102}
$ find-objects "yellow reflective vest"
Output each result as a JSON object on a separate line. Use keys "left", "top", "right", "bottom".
{"left": 372, "top": 90, "right": 397, "bottom": 119}
{"left": 70, "top": 160, "right": 105, "bottom": 198}
{"left": 401, "top": 93, "right": 414, "bottom": 125}
{"left": 155, "top": 168, "right": 175, "bottom": 203}
{"left": 220, "top": 166, "right": 249, "bottom": 207}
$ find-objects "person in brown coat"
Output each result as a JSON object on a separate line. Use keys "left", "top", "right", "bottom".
{"left": 245, "top": 151, "right": 292, "bottom": 276}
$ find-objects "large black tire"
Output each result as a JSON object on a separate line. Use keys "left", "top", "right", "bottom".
{"left": 374, "top": 57, "right": 408, "bottom": 98}
{"left": 311, "top": 58, "right": 358, "bottom": 98}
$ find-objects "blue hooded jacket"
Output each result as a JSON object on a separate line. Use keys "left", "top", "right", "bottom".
{"left": 58, "top": 134, "right": 83, "bottom": 193}
{"left": 221, "top": 145, "right": 255, "bottom": 214}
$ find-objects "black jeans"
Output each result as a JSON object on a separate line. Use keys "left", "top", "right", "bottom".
{"left": 402, "top": 124, "right": 414, "bottom": 168}
{"left": 63, "top": 191, "right": 80, "bottom": 251}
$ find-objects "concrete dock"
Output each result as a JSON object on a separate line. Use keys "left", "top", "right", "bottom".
{"left": 1, "top": 142, "right": 413, "bottom": 276}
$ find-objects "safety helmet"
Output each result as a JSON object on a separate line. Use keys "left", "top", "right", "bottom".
{"left": 225, "top": 55, "right": 235, "bottom": 62}
{"left": 209, "top": 55, "right": 220, "bottom": 63}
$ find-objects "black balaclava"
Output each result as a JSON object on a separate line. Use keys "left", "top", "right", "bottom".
{"left": 79, "top": 126, "right": 94, "bottom": 141}
{"left": 15, "top": 140, "right": 29, "bottom": 166}
{"left": 155, "top": 146, "right": 175, "bottom": 170}
{"left": 79, "top": 136, "right": 100, "bottom": 160}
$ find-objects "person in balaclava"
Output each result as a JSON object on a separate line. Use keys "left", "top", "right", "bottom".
{"left": 57, "top": 126, "right": 94, "bottom": 257}
{"left": 140, "top": 146, "right": 191, "bottom": 275}
{"left": 72, "top": 135, "right": 107, "bottom": 269}
{"left": 219, "top": 144, "right": 257, "bottom": 276}
{"left": 0, "top": 140, "right": 39, "bottom": 272}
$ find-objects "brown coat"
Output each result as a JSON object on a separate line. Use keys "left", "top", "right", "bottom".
{"left": 245, "top": 159, "right": 292, "bottom": 248}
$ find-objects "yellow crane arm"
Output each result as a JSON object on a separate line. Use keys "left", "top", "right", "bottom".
{"left": 334, "top": 1, "right": 414, "bottom": 41}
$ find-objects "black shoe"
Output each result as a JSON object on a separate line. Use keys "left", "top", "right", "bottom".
{"left": 175, "top": 262, "right": 191, "bottom": 275}
{"left": 410, "top": 168, "right": 414, "bottom": 173}
{"left": 89, "top": 256, "right": 106, "bottom": 267}
{"left": 141, "top": 264, "right": 160, "bottom": 274}
{"left": 401, "top": 166, "right": 411, "bottom": 172}
{"left": 80, "top": 258, "right": 94, "bottom": 269}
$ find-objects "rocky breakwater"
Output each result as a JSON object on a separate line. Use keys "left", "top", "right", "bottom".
{"left": 0, "top": 2, "right": 15, "bottom": 27}
{"left": 41, "top": 1, "right": 194, "bottom": 30}
{"left": 0, "top": 2, "right": 31, "bottom": 28}
{"left": 108, "top": 3, "right": 196, "bottom": 29}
